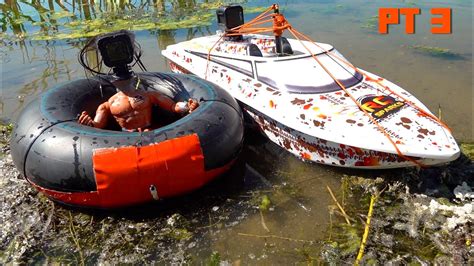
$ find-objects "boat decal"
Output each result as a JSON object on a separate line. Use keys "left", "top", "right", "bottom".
{"left": 396, "top": 117, "right": 413, "bottom": 130}
{"left": 319, "top": 94, "right": 345, "bottom": 105}
{"left": 269, "top": 100, "right": 276, "bottom": 108}
{"left": 215, "top": 42, "right": 248, "bottom": 55}
{"left": 291, "top": 98, "right": 306, "bottom": 105}
{"left": 187, "top": 50, "right": 254, "bottom": 77}
{"left": 358, "top": 95, "right": 405, "bottom": 120}
{"left": 313, "top": 120, "right": 325, "bottom": 129}
{"left": 418, "top": 128, "right": 436, "bottom": 136}
{"left": 250, "top": 37, "right": 276, "bottom": 54}
{"left": 168, "top": 61, "right": 191, "bottom": 74}
{"left": 244, "top": 106, "right": 414, "bottom": 168}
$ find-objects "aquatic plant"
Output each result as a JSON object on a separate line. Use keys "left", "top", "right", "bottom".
{"left": 403, "top": 0, "right": 418, "bottom": 6}
{"left": 259, "top": 195, "right": 271, "bottom": 211}
{"left": 361, "top": 16, "right": 378, "bottom": 32}
{"left": 32, "top": 12, "right": 215, "bottom": 41}
{"left": 321, "top": 172, "right": 473, "bottom": 264}
{"left": 0, "top": 0, "right": 267, "bottom": 42}
{"left": 0, "top": 123, "right": 13, "bottom": 134}
{"left": 309, "top": 4, "right": 345, "bottom": 16}
{"left": 207, "top": 251, "right": 221, "bottom": 266}
{"left": 460, "top": 143, "right": 474, "bottom": 160}
{"left": 411, "top": 45, "right": 462, "bottom": 59}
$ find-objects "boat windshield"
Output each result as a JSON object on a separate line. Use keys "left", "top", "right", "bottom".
{"left": 256, "top": 50, "right": 362, "bottom": 94}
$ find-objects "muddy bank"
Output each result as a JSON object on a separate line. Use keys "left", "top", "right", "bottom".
{"left": 322, "top": 164, "right": 473, "bottom": 264}
{"left": 0, "top": 123, "right": 472, "bottom": 264}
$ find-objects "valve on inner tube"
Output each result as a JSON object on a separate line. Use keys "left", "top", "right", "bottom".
{"left": 149, "top": 185, "right": 159, "bottom": 200}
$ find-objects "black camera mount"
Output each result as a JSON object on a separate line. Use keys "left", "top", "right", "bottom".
{"left": 96, "top": 30, "right": 135, "bottom": 79}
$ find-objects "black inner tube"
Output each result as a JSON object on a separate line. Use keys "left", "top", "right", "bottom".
{"left": 199, "top": 98, "right": 242, "bottom": 117}
{"left": 22, "top": 100, "right": 241, "bottom": 181}
{"left": 16, "top": 72, "right": 244, "bottom": 194}
{"left": 22, "top": 118, "right": 77, "bottom": 180}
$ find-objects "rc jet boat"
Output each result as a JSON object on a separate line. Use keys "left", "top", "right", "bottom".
{"left": 162, "top": 4, "right": 460, "bottom": 168}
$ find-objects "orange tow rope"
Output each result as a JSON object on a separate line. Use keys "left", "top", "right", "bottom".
{"left": 289, "top": 28, "right": 451, "bottom": 132}
{"left": 287, "top": 27, "right": 426, "bottom": 167}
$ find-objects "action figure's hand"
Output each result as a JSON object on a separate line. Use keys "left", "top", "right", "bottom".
{"left": 78, "top": 111, "right": 94, "bottom": 127}
{"left": 187, "top": 98, "right": 199, "bottom": 113}
{"left": 174, "top": 99, "right": 199, "bottom": 114}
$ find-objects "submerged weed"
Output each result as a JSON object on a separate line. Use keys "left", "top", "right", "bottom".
{"left": 310, "top": 4, "right": 345, "bottom": 16}
{"left": 332, "top": 223, "right": 362, "bottom": 256}
{"left": 411, "top": 45, "right": 463, "bottom": 59}
{"left": 207, "top": 251, "right": 221, "bottom": 266}
{"left": 361, "top": 16, "right": 379, "bottom": 32}
{"left": 404, "top": 0, "right": 418, "bottom": 6}
{"left": 460, "top": 143, "right": 474, "bottom": 160}
{"left": 322, "top": 171, "right": 472, "bottom": 264}
{"left": 2, "top": 1, "right": 266, "bottom": 42}
{"left": 259, "top": 195, "right": 272, "bottom": 211}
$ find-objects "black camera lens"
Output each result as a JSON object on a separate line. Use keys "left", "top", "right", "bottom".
{"left": 97, "top": 32, "right": 134, "bottom": 68}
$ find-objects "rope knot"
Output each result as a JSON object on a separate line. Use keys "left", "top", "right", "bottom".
{"left": 272, "top": 13, "right": 290, "bottom": 36}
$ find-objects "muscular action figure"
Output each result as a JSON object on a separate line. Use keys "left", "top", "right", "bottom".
{"left": 77, "top": 77, "right": 199, "bottom": 132}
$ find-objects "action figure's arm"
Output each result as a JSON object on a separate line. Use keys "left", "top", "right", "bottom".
{"left": 148, "top": 92, "right": 199, "bottom": 114}
{"left": 78, "top": 102, "right": 111, "bottom": 128}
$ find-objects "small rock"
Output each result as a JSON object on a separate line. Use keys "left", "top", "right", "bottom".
{"left": 453, "top": 182, "right": 474, "bottom": 201}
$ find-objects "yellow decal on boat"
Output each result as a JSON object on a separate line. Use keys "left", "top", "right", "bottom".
{"left": 358, "top": 95, "right": 405, "bottom": 119}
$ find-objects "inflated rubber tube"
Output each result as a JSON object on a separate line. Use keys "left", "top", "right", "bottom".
{"left": 10, "top": 72, "right": 244, "bottom": 208}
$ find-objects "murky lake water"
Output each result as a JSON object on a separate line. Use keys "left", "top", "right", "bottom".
{"left": 0, "top": 0, "right": 472, "bottom": 263}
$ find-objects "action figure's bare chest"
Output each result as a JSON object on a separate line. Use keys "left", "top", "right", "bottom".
{"left": 108, "top": 92, "right": 151, "bottom": 117}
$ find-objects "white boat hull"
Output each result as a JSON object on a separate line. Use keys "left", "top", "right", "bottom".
{"left": 162, "top": 34, "right": 460, "bottom": 168}
{"left": 244, "top": 105, "right": 454, "bottom": 168}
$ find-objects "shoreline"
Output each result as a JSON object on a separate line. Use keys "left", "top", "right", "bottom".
{"left": 1, "top": 122, "right": 472, "bottom": 263}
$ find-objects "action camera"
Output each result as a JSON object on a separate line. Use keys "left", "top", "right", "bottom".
{"left": 96, "top": 31, "right": 135, "bottom": 77}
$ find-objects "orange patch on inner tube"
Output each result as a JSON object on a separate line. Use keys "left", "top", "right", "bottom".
{"left": 92, "top": 134, "right": 213, "bottom": 207}
{"left": 33, "top": 134, "right": 233, "bottom": 208}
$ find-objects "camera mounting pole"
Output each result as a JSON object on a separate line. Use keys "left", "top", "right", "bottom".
{"left": 112, "top": 65, "right": 133, "bottom": 80}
